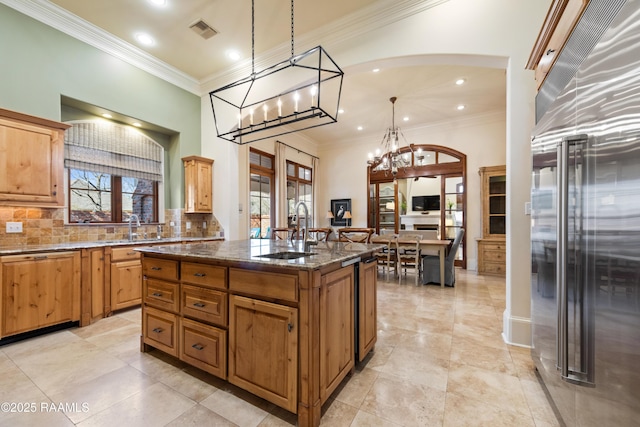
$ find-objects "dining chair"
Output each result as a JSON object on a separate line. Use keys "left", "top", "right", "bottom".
{"left": 306, "top": 228, "right": 332, "bottom": 242}
{"left": 371, "top": 234, "right": 397, "bottom": 280}
{"left": 422, "top": 228, "right": 465, "bottom": 286}
{"left": 396, "top": 234, "right": 422, "bottom": 285}
{"left": 270, "top": 227, "right": 296, "bottom": 243}
{"left": 337, "top": 228, "right": 375, "bottom": 243}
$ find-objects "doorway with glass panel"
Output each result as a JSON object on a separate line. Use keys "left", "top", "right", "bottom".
{"left": 367, "top": 145, "right": 466, "bottom": 267}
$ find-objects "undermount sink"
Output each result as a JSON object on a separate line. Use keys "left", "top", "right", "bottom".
{"left": 256, "top": 251, "right": 316, "bottom": 260}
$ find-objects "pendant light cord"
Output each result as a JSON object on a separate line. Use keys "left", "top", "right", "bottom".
{"left": 290, "top": 0, "right": 295, "bottom": 57}
{"left": 251, "top": 0, "right": 255, "bottom": 75}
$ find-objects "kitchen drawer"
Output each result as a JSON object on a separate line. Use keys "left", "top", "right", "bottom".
{"left": 229, "top": 268, "right": 298, "bottom": 303}
{"left": 144, "top": 278, "right": 180, "bottom": 313}
{"left": 479, "top": 241, "right": 505, "bottom": 252}
{"left": 182, "top": 284, "right": 227, "bottom": 327}
{"left": 181, "top": 262, "right": 226, "bottom": 289}
{"left": 143, "top": 306, "right": 178, "bottom": 356}
{"left": 483, "top": 250, "right": 505, "bottom": 262}
{"left": 143, "top": 257, "right": 179, "bottom": 281}
{"left": 481, "top": 262, "right": 506, "bottom": 275}
{"left": 110, "top": 247, "right": 141, "bottom": 262}
{"left": 180, "top": 317, "right": 227, "bottom": 379}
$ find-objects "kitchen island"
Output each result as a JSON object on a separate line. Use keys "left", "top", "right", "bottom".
{"left": 136, "top": 239, "right": 380, "bottom": 427}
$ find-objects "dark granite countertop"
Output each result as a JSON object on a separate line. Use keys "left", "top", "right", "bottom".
{"left": 135, "top": 239, "right": 383, "bottom": 270}
{"left": 0, "top": 237, "right": 224, "bottom": 256}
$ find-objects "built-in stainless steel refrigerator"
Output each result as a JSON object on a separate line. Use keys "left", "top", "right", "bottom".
{"left": 531, "top": 0, "right": 640, "bottom": 425}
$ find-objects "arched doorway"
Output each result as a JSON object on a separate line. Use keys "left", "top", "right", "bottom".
{"left": 367, "top": 144, "right": 466, "bottom": 268}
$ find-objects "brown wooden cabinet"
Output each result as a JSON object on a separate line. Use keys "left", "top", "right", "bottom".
{"left": 107, "top": 247, "right": 143, "bottom": 312}
{"left": 81, "top": 247, "right": 105, "bottom": 325}
{"left": 0, "top": 108, "right": 70, "bottom": 207}
{"left": 358, "top": 259, "right": 377, "bottom": 362}
{"left": 477, "top": 165, "right": 506, "bottom": 275}
{"left": 0, "top": 251, "right": 81, "bottom": 338}
{"left": 526, "top": 0, "right": 590, "bottom": 89}
{"left": 182, "top": 155, "right": 213, "bottom": 213}
{"left": 228, "top": 294, "right": 298, "bottom": 412}
{"left": 319, "top": 265, "right": 354, "bottom": 402}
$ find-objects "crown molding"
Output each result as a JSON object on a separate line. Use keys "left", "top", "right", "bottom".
{"left": 0, "top": 0, "right": 201, "bottom": 95}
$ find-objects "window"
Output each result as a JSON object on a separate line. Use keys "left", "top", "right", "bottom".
{"left": 65, "top": 120, "right": 163, "bottom": 224}
{"left": 249, "top": 149, "right": 275, "bottom": 238}
{"left": 286, "top": 161, "right": 313, "bottom": 227}
{"left": 69, "top": 169, "right": 158, "bottom": 223}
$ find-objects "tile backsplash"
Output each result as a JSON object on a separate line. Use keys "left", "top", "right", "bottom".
{"left": 0, "top": 207, "right": 221, "bottom": 246}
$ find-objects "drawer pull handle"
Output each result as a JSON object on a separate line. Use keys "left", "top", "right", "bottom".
{"left": 193, "top": 302, "right": 205, "bottom": 308}
{"left": 127, "top": 252, "right": 137, "bottom": 256}
{"left": 192, "top": 343, "right": 204, "bottom": 351}
{"left": 194, "top": 273, "right": 206, "bottom": 277}
{"left": 151, "top": 267, "right": 162, "bottom": 271}
{"left": 33, "top": 255, "right": 48, "bottom": 260}
{"left": 152, "top": 327, "right": 163, "bottom": 333}
{"left": 152, "top": 292, "right": 163, "bottom": 297}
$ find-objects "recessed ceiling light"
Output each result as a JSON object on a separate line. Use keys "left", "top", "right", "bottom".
{"left": 134, "top": 32, "right": 155, "bottom": 46}
{"left": 102, "top": 113, "right": 112, "bottom": 119}
{"left": 372, "top": 68, "right": 380, "bottom": 73}
{"left": 147, "top": 0, "right": 167, "bottom": 6}
{"left": 455, "top": 78, "right": 466, "bottom": 85}
{"left": 226, "top": 50, "right": 241, "bottom": 61}
{"left": 132, "top": 122, "right": 142, "bottom": 127}
{"left": 338, "top": 109, "right": 344, "bottom": 114}
{"left": 457, "top": 105, "right": 466, "bottom": 111}
{"left": 403, "top": 116, "right": 409, "bottom": 122}
{"left": 357, "top": 126, "right": 363, "bottom": 131}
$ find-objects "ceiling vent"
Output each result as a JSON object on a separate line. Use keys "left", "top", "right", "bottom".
{"left": 189, "top": 19, "right": 218, "bottom": 40}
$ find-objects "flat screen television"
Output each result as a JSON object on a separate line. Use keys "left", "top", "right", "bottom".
{"left": 412, "top": 195, "right": 440, "bottom": 211}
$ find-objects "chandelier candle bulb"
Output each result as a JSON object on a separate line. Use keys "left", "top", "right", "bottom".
{"left": 277, "top": 98, "right": 282, "bottom": 117}
{"left": 294, "top": 92, "right": 300, "bottom": 112}
{"left": 310, "top": 85, "right": 317, "bottom": 108}
{"left": 249, "top": 108, "right": 254, "bottom": 125}
{"left": 263, "top": 104, "right": 268, "bottom": 122}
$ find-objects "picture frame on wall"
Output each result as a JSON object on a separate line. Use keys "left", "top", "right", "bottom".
{"left": 330, "top": 198, "right": 351, "bottom": 227}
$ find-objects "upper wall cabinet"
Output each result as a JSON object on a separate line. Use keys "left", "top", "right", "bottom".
{"left": 183, "top": 156, "right": 214, "bottom": 213}
{"left": 526, "top": 0, "right": 590, "bottom": 89}
{"left": 0, "top": 108, "right": 70, "bottom": 207}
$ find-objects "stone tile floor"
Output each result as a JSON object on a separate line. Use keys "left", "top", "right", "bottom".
{"left": 0, "top": 269, "right": 559, "bottom": 426}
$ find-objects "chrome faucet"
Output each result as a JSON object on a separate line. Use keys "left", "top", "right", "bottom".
{"left": 128, "top": 214, "right": 141, "bottom": 241}
{"left": 293, "top": 201, "right": 317, "bottom": 252}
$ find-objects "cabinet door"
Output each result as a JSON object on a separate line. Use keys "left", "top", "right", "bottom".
{"left": 320, "top": 265, "right": 355, "bottom": 402}
{"left": 183, "top": 156, "right": 213, "bottom": 214}
{"left": 89, "top": 248, "right": 105, "bottom": 322}
{"left": 0, "top": 111, "right": 68, "bottom": 207}
{"left": 110, "top": 259, "right": 142, "bottom": 311}
{"left": 359, "top": 259, "right": 377, "bottom": 362}
{"left": 228, "top": 295, "right": 298, "bottom": 412}
{"left": 1, "top": 252, "right": 80, "bottom": 337}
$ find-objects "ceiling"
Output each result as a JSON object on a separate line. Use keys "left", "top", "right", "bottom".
{"left": 42, "top": 0, "right": 506, "bottom": 145}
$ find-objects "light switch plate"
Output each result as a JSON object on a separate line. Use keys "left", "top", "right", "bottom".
{"left": 186, "top": 221, "right": 191, "bottom": 230}
{"left": 6, "top": 221, "right": 23, "bottom": 233}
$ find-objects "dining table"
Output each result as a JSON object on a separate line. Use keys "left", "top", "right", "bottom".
{"left": 397, "top": 237, "right": 451, "bottom": 288}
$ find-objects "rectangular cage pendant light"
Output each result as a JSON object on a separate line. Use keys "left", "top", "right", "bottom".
{"left": 210, "top": 45, "right": 344, "bottom": 144}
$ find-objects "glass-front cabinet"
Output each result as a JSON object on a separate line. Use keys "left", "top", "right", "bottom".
{"left": 477, "top": 165, "right": 506, "bottom": 275}
{"left": 369, "top": 182, "right": 400, "bottom": 234}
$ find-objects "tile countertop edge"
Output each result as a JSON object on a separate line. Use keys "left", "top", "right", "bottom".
{"left": 135, "top": 239, "right": 384, "bottom": 270}
{"left": 0, "top": 237, "right": 225, "bottom": 256}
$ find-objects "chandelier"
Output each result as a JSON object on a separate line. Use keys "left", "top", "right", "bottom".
{"left": 367, "top": 97, "right": 423, "bottom": 177}
{"left": 210, "top": 0, "right": 344, "bottom": 145}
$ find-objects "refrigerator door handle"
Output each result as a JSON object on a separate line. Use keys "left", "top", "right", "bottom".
{"left": 557, "top": 138, "right": 569, "bottom": 378}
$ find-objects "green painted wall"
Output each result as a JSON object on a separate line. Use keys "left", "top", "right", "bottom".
{"left": 0, "top": 4, "right": 201, "bottom": 209}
